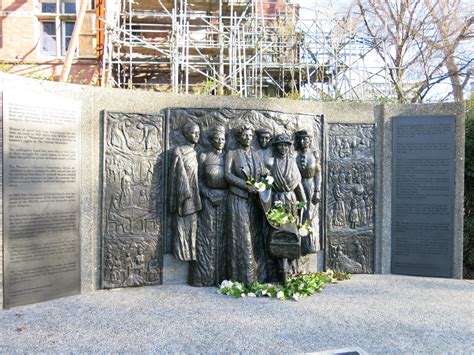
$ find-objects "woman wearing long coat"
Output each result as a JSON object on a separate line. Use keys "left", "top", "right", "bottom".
{"left": 224, "top": 124, "right": 265, "bottom": 285}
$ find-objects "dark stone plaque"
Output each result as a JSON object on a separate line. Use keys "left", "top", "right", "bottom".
{"left": 102, "top": 112, "right": 164, "bottom": 288}
{"left": 391, "top": 116, "right": 455, "bottom": 277}
{"left": 325, "top": 124, "right": 375, "bottom": 274}
{"left": 3, "top": 91, "right": 81, "bottom": 308}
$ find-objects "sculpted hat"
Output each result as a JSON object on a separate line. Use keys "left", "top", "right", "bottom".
{"left": 257, "top": 127, "right": 272, "bottom": 135}
{"left": 295, "top": 130, "right": 310, "bottom": 138}
{"left": 272, "top": 134, "right": 292, "bottom": 145}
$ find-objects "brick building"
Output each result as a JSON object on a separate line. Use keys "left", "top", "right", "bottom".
{"left": 0, "top": 0, "right": 99, "bottom": 84}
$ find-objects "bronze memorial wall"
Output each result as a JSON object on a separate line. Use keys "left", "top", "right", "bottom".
{"left": 0, "top": 74, "right": 465, "bottom": 308}
{"left": 100, "top": 108, "right": 379, "bottom": 289}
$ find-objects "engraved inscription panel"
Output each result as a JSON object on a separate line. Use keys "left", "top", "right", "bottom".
{"left": 326, "top": 124, "right": 375, "bottom": 274}
{"left": 3, "top": 91, "right": 80, "bottom": 308}
{"left": 392, "top": 116, "right": 455, "bottom": 277}
{"left": 102, "top": 112, "right": 164, "bottom": 288}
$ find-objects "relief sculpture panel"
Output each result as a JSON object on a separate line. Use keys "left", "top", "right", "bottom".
{"left": 101, "top": 108, "right": 322, "bottom": 288}
{"left": 102, "top": 112, "right": 164, "bottom": 288}
{"left": 326, "top": 124, "right": 375, "bottom": 274}
{"left": 165, "top": 109, "right": 323, "bottom": 285}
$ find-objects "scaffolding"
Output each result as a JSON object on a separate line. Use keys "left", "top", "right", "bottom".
{"left": 99, "top": 0, "right": 392, "bottom": 100}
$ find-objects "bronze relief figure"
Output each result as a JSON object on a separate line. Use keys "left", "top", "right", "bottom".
{"left": 189, "top": 126, "right": 228, "bottom": 286}
{"left": 224, "top": 124, "right": 265, "bottom": 285}
{"left": 168, "top": 121, "right": 202, "bottom": 261}
{"left": 295, "top": 130, "right": 321, "bottom": 254}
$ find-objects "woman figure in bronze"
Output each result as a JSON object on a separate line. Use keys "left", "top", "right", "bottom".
{"left": 295, "top": 130, "right": 321, "bottom": 253}
{"left": 267, "top": 134, "right": 305, "bottom": 280}
{"left": 224, "top": 123, "right": 265, "bottom": 285}
{"left": 189, "top": 126, "right": 228, "bottom": 286}
{"left": 270, "top": 134, "right": 305, "bottom": 214}
{"left": 168, "top": 121, "right": 202, "bottom": 261}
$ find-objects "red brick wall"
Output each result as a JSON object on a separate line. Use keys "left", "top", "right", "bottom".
{"left": 0, "top": 0, "right": 37, "bottom": 60}
{"left": 0, "top": 0, "right": 99, "bottom": 84}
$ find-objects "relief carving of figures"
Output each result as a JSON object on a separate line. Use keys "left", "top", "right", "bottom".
{"left": 189, "top": 126, "right": 228, "bottom": 286}
{"left": 328, "top": 238, "right": 372, "bottom": 274}
{"left": 102, "top": 112, "right": 164, "bottom": 289}
{"left": 332, "top": 244, "right": 363, "bottom": 273}
{"left": 268, "top": 134, "right": 306, "bottom": 278}
{"left": 168, "top": 121, "right": 202, "bottom": 261}
{"left": 270, "top": 134, "right": 305, "bottom": 216}
{"left": 326, "top": 123, "right": 375, "bottom": 274}
{"left": 328, "top": 163, "right": 374, "bottom": 230}
{"left": 332, "top": 176, "right": 347, "bottom": 227}
{"left": 353, "top": 240, "right": 367, "bottom": 273}
{"left": 295, "top": 130, "right": 321, "bottom": 253}
{"left": 120, "top": 168, "right": 133, "bottom": 207}
{"left": 256, "top": 128, "right": 274, "bottom": 171}
{"left": 224, "top": 123, "right": 265, "bottom": 285}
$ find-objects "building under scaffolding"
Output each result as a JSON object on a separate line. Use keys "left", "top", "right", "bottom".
{"left": 99, "top": 0, "right": 393, "bottom": 100}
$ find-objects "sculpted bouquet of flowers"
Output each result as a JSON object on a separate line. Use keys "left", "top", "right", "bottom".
{"left": 246, "top": 175, "right": 274, "bottom": 192}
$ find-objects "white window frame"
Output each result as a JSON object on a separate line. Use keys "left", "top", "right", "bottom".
{"left": 37, "top": 0, "right": 78, "bottom": 58}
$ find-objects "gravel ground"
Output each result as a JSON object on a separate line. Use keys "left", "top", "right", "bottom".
{"left": 1, "top": 274, "right": 473, "bottom": 353}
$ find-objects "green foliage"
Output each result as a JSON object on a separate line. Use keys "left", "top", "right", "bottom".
{"left": 464, "top": 95, "right": 474, "bottom": 276}
{"left": 217, "top": 270, "right": 350, "bottom": 301}
{"left": 0, "top": 61, "right": 14, "bottom": 73}
{"left": 284, "top": 91, "right": 301, "bottom": 100}
{"left": 193, "top": 79, "right": 217, "bottom": 95}
{"left": 152, "top": 84, "right": 173, "bottom": 93}
{"left": 266, "top": 201, "right": 296, "bottom": 226}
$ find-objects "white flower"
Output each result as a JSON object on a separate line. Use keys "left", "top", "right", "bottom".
{"left": 292, "top": 293, "right": 300, "bottom": 301}
{"left": 261, "top": 289, "right": 268, "bottom": 296}
{"left": 298, "top": 226, "right": 309, "bottom": 237}
{"left": 220, "top": 280, "right": 233, "bottom": 289}
{"left": 247, "top": 292, "right": 256, "bottom": 297}
{"left": 241, "top": 293, "right": 246, "bottom": 298}
{"left": 265, "top": 176, "right": 274, "bottom": 185}
{"left": 274, "top": 200, "right": 283, "bottom": 207}
{"left": 255, "top": 182, "right": 266, "bottom": 192}
{"left": 276, "top": 291, "right": 285, "bottom": 300}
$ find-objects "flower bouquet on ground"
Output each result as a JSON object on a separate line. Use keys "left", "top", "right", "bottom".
{"left": 217, "top": 269, "right": 351, "bottom": 301}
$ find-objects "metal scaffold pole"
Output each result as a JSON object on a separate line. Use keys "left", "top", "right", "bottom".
{"left": 98, "top": 0, "right": 393, "bottom": 101}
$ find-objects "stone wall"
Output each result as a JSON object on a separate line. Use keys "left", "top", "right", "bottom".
{"left": 0, "top": 73, "right": 464, "bottom": 308}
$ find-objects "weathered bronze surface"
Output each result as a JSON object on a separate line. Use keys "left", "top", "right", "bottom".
{"left": 102, "top": 112, "right": 164, "bottom": 288}
{"left": 3, "top": 92, "right": 81, "bottom": 308}
{"left": 391, "top": 116, "right": 455, "bottom": 277}
{"left": 325, "top": 124, "right": 375, "bottom": 274}
{"left": 102, "top": 108, "right": 322, "bottom": 287}
{"left": 166, "top": 109, "right": 322, "bottom": 285}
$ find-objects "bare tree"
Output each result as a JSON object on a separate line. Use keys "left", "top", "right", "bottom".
{"left": 421, "top": 0, "right": 473, "bottom": 101}
{"left": 357, "top": 0, "right": 473, "bottom": 102}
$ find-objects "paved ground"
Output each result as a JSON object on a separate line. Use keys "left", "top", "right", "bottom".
{"left": 1, "top": 274, "right": 473, "bottom": 353}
